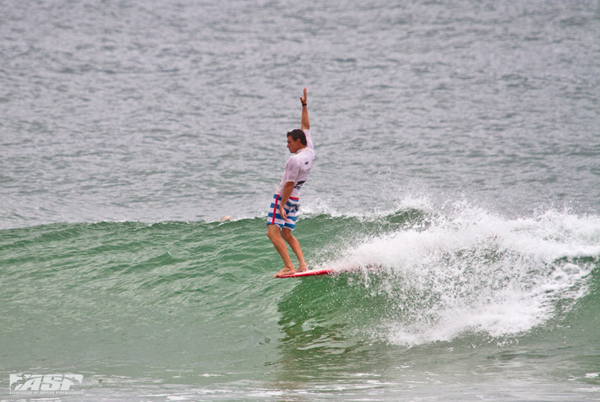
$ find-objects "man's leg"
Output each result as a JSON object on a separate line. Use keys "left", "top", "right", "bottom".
{"left": 281, "top": 228, "right": 308, "bottom": 273}
{"left": 267, "top": 224, "right": 296, "bottom": 277}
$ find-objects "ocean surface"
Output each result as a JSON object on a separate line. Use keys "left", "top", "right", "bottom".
{"left": 1, "top": 0, "right": 600, "bottom": 400}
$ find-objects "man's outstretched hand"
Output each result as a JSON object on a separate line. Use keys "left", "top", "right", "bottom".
{"left": 300, "top": 88, "right": 307, "bottom": 105}
{"left": 300, "top": 88, "right": 309, "bottom": 130}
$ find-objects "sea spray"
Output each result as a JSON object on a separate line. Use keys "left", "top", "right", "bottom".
{"left": 317, "top": 203, "right": 599, "bottom": 346}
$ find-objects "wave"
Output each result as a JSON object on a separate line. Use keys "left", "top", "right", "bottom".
{"left": 1, "top": 202, "right": 599, "bottom": 351}
{"left": 281, "top": 203, "right": 600, "bottom": 348}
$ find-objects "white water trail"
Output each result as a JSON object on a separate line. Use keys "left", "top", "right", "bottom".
{"left": 329, "top": 202, "right": 600, "bottom": 346}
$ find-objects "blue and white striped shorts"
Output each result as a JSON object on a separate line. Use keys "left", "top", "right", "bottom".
{"left": 267, "top": 194, "right": 300, "bottom": 230}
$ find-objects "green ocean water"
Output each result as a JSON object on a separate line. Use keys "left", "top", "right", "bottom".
{"left": 2, "top": 206, "right": 599, "bottom": 400}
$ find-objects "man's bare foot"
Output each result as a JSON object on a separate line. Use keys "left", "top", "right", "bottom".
{"left": 296, "top": 265, "right": 308, "bottom": 273}
{"left": 274, "top": 267, "right": 296, "bottom": 278}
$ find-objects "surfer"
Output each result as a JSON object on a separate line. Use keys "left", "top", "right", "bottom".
{"left": 268, "top": 88, "right": 315, "bottom": 278}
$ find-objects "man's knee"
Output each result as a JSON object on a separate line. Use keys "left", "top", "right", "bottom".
{"left": 281, "top": 229, "right": 294, "bottom": 241}
{"left": 267, "top": 224, "right": 280, "bottom": 240}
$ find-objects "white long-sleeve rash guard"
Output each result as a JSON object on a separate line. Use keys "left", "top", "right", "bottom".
{"left": 275, "top": 130, "right": 315, "bottom": 198}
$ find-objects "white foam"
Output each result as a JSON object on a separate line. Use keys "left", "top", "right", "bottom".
{"left": 329, "top": 201, "right": 600, "bottom": 346}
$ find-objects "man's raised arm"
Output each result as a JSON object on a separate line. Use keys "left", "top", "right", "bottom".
{"left": 300, "top": 88, "right": 310, "bottom": 131}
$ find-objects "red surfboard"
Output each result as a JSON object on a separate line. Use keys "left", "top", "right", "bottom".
{"left": 276, "top": 265, "right": 380, "bottom": 278}
{"left": 277, "top": 267, "right": 337, "bottom": 278}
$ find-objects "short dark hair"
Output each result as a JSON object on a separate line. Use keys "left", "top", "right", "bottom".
{"left": 287, "top": 129, "right": 307, "bottom": 146}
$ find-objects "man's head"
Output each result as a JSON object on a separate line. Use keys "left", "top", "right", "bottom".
{"left": 287, "top": 129, "right": 307, "bottom": 153}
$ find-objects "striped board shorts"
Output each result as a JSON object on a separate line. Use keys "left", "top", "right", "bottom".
{"left": 267, "top": 194, "right": 300, "bottom": 230}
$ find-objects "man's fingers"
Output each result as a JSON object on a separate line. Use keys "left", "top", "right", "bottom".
{"left": 300, "top": 87, "right": 307, "bottom": 104}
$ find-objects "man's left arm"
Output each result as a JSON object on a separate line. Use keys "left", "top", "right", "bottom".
{"left": 300, "top": 88, "right": 309, "bottom": 131}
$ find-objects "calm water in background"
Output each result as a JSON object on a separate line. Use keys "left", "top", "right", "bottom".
{"left": 1, "top": 0, "right": 600, "bottom": 401}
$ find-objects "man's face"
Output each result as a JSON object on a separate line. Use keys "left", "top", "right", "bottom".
{"left": 287, "top": 136, "right": 303, "bottom": 153}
